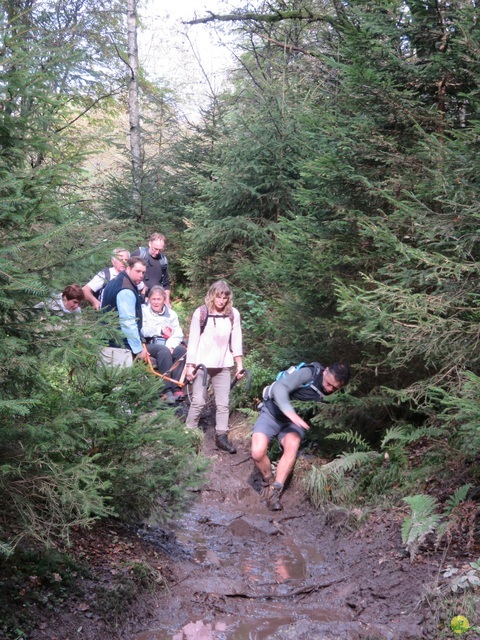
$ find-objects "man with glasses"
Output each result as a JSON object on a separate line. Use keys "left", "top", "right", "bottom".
{"left": 251, "top": 361, "right": 351, "bottom": 511}
{"left": 82, "top": 248, "right": 135, "bottom": 310}
{"left": 132, "top": 233, "right": 171, "bottom": 305}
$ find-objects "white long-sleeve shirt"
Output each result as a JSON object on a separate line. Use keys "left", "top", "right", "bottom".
{"left": 186, "top": 306, "right": 242, "bottom": 368}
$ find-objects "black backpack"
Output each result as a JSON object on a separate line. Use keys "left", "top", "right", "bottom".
{"left": 137, "top": 246, "right": 168, "bottom": 269}
{"left": 93, "top": 267, "right": 112, "bottom": 300}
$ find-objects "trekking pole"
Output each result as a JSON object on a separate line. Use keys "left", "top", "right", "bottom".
{"left": 230, "top": 368, "right": 252, "bottom": 391}
{"left": 185, "top": 364, "right": 208, "bottom": 405}
{"left": 192, "top": 364, "right": 208, "bottom": 387}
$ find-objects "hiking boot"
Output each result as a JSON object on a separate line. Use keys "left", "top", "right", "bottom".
{"left": 162, "top": 390, "right": 176, "bottom": 405}
{"left": 215, "top": 433, "right": 237, "bottom": 454}
{"left": 266, "top": 484, "right": 283, "bottom": 511}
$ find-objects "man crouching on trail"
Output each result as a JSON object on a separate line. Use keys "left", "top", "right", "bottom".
{"left": 251, "top": 361, "right": 351, "bottom": 511}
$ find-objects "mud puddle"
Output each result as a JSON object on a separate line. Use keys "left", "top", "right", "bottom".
{"left": 132, "top": 426, "right": 429, "bottom": 640}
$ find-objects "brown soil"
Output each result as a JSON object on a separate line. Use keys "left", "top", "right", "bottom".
{"left": 6, "top": 417, "right": 479, "bottom": 640}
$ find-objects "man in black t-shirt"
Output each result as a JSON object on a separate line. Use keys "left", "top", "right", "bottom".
{"left": 132, "top": 233, "right": 171, "bottom": 305}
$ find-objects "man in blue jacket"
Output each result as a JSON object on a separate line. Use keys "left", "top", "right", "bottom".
{"left": 252, "top": 361, "right": 351, "bottom": 511}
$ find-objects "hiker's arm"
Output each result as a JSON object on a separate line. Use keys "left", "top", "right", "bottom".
{"left": 234, "top": 355, "right": 244, "bottom": 379}
{"left": 282, "top": 409, "right": 310, "bottom": 430}
{"left": 117, "top": 289, "right": 144, "bottom": 355}
{"left": 272, "top": 368, "right": 314, "bottom": 427}
{"left": 231, "top": 308, "right": 243, "bottom": 359}
{"left": 185, "top": 309, "right": 201, "bottom": 380}
{"left": 134, "top": 345, "right": 149, "bottom": 361}
{"left": 82, "top": 285, "right": 101, "bottom": 310}
{"left": 162, "top": 259, "right": 171, "bottom": 302}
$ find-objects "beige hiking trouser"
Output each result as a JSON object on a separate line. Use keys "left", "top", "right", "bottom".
{"left": 99, "top": 347, "right": 133, "bottom": 368}
{"left": 186, "top": 367, "right": 231, "bottom": 434}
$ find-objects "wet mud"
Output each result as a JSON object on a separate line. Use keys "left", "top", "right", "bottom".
{"left": 132, "top": 422, "right": 432, "bottom": 640}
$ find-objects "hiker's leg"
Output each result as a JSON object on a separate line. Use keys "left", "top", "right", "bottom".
{"left": 148, "top": 344, "right": 174, "bottom": 391}
{"left": 210, "top": 367, "right": 231, "bottom": 434}
{"left": 275, "top": 431, "right": 302, "bottom": 486}
{"left": 185, "top": 371, "right": 209, "bottom": 429}
{"left": 251, "top": 408, "right": 282, "bottom": 481}
{"left": 251, "top": 432, "right": 272, "bottom": 480}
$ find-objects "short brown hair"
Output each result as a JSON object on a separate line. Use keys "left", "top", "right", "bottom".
{"left": 62, "top": 284, "right": 85, "bottom": 302}
{"left": 127, "top": 256, "right": 146, "bottom": 268}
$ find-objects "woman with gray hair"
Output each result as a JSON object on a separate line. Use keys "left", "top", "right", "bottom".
{"left": 142, "top": 286, "right": 186, "bottom": 404}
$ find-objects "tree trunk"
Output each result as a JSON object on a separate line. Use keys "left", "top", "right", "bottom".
{"left": 127, "top": 0, "right": 143, "bottom": 222}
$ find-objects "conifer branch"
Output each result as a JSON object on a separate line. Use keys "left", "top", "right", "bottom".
{"left": 255, "top": 32, "right": 324, "bottom": 60}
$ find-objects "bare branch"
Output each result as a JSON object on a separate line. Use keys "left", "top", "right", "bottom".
{"left": 184, "top": 10, "right": 326, "bottom": 26}
{"left": 55, "top": 89, "right": 123, "bottom": 133}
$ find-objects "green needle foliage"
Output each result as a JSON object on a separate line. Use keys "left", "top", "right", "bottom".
{"left": 0, "top": 2, "right": 206, "bottom": 557}
{"left": 102, "top": 0, "right": 480, "bottom": 519}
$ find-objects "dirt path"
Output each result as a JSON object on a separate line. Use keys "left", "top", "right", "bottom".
{"left": 131, "top": 421, "right": 432, "bottom": 640}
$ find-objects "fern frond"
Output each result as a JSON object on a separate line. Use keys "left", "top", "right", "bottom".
{"left": 306, "top": 464, "right": 332, "bottom": 508}
{"left": 402, "top": 494, "right": 441, "bottom": 561}
{"left": 306, "top": 451, "right": 379, "bottom": 508}
{"left": 403, "top": 493, "right": 438, "bottom": 518}
{"left": 399, "top": 426, "right": 446, "bottom": 443}
{"left": 326, "top": 429, "right": 372, "bottom": 451}
{"left": 331, "top": 450, "right": 378, "bottom": 473}
{"left": 444, "top": 484, "right": 473, "bottom": 513}
{"left": 381, "top": 425, "right": 409, "bottom": 447}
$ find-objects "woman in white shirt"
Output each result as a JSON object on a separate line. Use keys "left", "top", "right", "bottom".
{"left": 185, "top": 280, "right": 244, "bottom": 454}
{"left": 142, "top": 286, "right": 186, "bottom": 404}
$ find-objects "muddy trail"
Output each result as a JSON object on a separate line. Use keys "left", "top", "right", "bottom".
{"left": 131, "top": 419, "right": 433, "bottom": 640}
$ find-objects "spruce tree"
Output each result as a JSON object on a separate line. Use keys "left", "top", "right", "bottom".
{"left": 0, "top": 0, "right": 205, "bottom": 555}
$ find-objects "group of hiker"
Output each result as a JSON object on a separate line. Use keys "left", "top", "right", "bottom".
{"left": 44, "top": 232, "right": 351, "bottom": 511}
